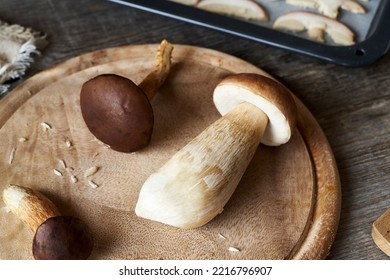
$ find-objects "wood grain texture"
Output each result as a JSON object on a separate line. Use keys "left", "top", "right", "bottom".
{"left": 0, "top": 44, "right": 338, "bottom": 259}
{"left": 0, "top": 0, "right": 389, "bottom": 260}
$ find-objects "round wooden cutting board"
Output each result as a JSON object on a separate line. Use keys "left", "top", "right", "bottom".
{"left": 0, "top": 44, "right": 341, "bottom": 260}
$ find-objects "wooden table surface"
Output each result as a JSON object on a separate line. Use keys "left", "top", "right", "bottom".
{"left": 1, "top": 0, "right": 389, "bottom": 260}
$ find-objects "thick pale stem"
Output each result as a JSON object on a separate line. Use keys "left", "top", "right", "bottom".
{"left": 136, "top": 102, "right": 268, "bottom": 229}
{"left": 2, "top": 185, "right": 60, "bottom": 232}
{"left": 138, "top": 39, "right": 173, "bottom": 100}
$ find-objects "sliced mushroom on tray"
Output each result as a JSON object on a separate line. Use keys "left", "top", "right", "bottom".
{"left": 286, "top": 0, "right": 366, "bottom": 18}
{"left": 135, "top": 73, "right": 297, "bottom": 229}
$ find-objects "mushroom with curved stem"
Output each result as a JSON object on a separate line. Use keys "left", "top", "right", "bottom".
{"left": 80, "top": 39, "right": 173, "bottom": 153}
{"left": 135, "top": 73, "right": 297, "bottom": 229}
{"left": 2, "top": 184, "right": 94, "bottom": 260}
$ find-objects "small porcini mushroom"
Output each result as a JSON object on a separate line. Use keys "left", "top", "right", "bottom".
{"left": 80, "top": 39, "right": 173, "bottom": 153}
{"left": 273, "top": 11, "right": 355, "bottom": 46}
{"left": 286, "top": 0, "right": 365, "bottom": 19}
{"left": 2, "top": 185, "right": 93, "bottom": 260}
{"left": 197, "top": 0, "right": 268, "bottom": 21}
{"left": 135, "top": 73, "right": 296, "bottom": 229}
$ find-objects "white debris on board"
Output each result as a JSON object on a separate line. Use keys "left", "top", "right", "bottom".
{"left": 8, "top": 147, "right": 16, "bottom": 164}
{"left": 65, "top": 138, "right": 72, "bottom": 148}
{"left": 88, "top": 180, "right": 99, "bottom": 189}
{"left": 4, "top": 117, "right": 105, "bottom": 193}
{"left": 218, "top": 233, "right": 227, "bottom": 240}
{"left": 70, "top": 175, "right": 78, "bottom": 183}
{"left": 40, "top": 122, "right": 52, "bottom": 131}
{"left": 228, "top": 247, "right": 241, "bottom": 252}
{"left": 58, "top": 159, "right": 66, "bottom": 169}
{"left": 53, "top": 168, "right": 63, "bottom": 177}
{"left": 84, "top": 166, "right": 99, "bottom": 177}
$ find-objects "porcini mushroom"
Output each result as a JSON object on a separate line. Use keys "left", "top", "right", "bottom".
{"left": 135, "top": 73, "right": 296, "bottom": 229}
{"left": 197, "top": 0, "right": 268, "bottom": 21}
{"left": 273, "top": 11, "right": 355, "bottom": 46}
{"left": 2, "top": 185, "right": 93, "bottom": 260}
{"left": 286, "top": 0, "right": 366, "bottom": 19}
{"left": 80, "top": 39, "right": 173, "bottom": 153}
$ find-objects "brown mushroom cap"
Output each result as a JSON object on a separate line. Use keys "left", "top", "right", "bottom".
{"left": 80, "top": 74, "right": 154, "bottom": 153}
{"left": 32, "top": 216, "right": 94, "bottom": 260}
{"left": 213, "top": 73, "right": 297, "bottom": 146}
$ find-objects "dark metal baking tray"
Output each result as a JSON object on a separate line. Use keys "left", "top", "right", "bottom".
{"left": 107, "top": 0, "right": 390, "bottom": 67}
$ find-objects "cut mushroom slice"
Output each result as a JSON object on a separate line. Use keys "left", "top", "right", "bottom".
{"left": 197, "top": 0, "right": 268, "bottom": 21}
{"left": 273, "top": 11, "right": 355, "bottom": 46}
{"left": 213, "top": 74, "right": 296, "bottom": 146}
{"left": 169, "top": 0, "right": 199, "bottom": 5}
{"left": 286, "top": 0, "right": 366, "bottom": 18}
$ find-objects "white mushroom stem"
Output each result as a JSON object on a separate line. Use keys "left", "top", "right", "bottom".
{"left": 136, "top": 102, "right": 268, "bottom": 229}
{"left": 136, "top": 73, "right": 296, "bottom": 229}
